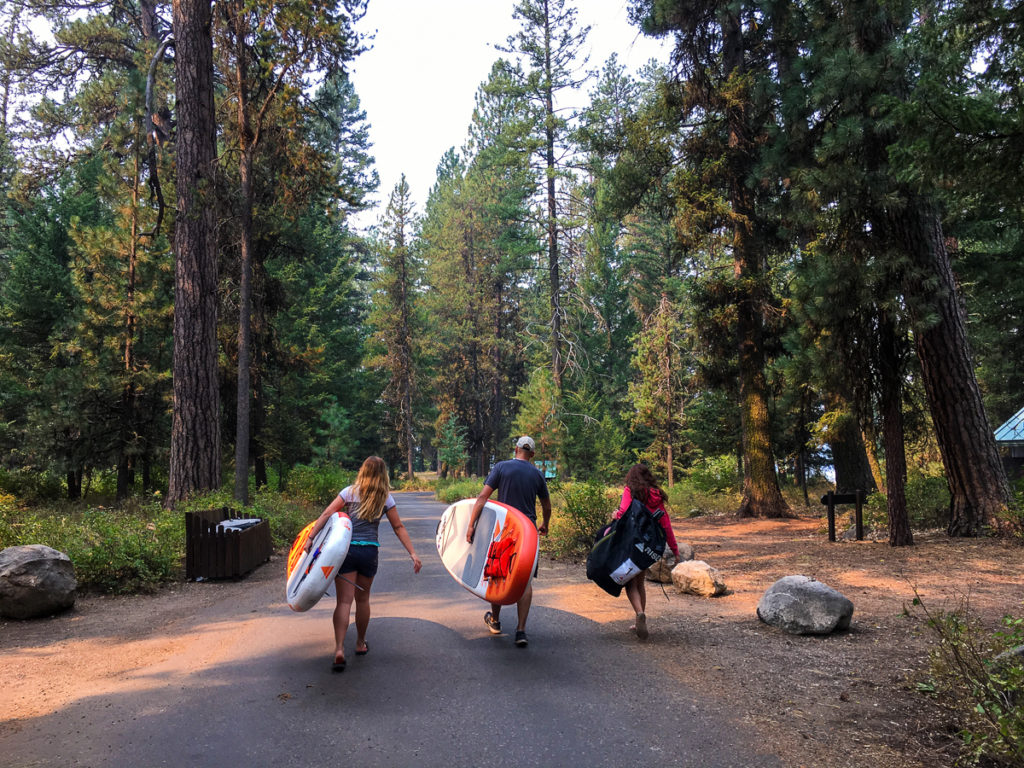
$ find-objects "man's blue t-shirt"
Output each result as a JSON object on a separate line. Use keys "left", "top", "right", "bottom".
{"left": 485, "top": 459, "right": 549, "bottom": 522}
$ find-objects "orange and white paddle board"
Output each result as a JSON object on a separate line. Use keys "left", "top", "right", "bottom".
{"left": 436, "top": 498, "right": 539, "bottom": 605}
{"left": 286, "top": 512, "right": 352, "bottom": 612}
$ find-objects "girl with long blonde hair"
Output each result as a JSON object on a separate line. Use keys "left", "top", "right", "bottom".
{"left": 306, "top": 456, "right": 422, "bottom": 671}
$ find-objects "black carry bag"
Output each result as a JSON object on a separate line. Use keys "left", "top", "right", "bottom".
{"left": 586, "top": 498, "right": 667, "bottom": 597}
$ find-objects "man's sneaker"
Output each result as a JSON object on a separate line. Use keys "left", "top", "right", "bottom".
{"left": 484, "top": 611, "right": 502, "bottom": 634}
{"left": 514, "top": 630, "right": 528, "bottom": 647}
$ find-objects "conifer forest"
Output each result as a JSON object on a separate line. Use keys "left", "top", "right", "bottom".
{"left": 1, "top": 0, "right": 1021, "bottom": 543}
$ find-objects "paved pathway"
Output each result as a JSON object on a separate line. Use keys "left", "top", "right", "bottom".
{"left": 1, "top": 492, "right": 779, "bottom": 768}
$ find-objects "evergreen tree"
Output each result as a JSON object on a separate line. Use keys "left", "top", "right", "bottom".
{"left": 215, "top": 0, "right": 367, "bottom": 503}
{"left": 631, "top": 0, "right": 790, "bottom": 517}
{"left": 0, "top": 172, "right": 101, "bottom": 497}
{"left": 419, "top": 64, "right": 536, "bottom": 476}
{"left": 436, "top": 414, "right": 469, "bottom": 479}
{"left": 367, "top": 176, "right": 420, "bottom": 478}
{"left": 500, "top": 0, "right": 591, "bottom": 394}
{"left": 0, "top": 0, "right": 175, "bottom": 499}
{"left": 799, "top": 0, "right": 1012, "bottom": 535}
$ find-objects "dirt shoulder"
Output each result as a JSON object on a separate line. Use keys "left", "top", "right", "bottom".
{"left": 2, "top": 512, "right": 1020, "bottom": 767}
{"left": 670, "top": 515, "right": 1021, "bottom": 767}
{"left": 543, "top": 513, "right": 1022, "bottom": 768}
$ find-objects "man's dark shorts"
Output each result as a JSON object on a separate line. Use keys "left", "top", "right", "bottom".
{"left": 339, "top": 544, "right": 379, "bottom": 578}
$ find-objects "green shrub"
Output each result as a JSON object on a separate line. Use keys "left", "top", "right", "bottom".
{"left": 684, "top": 454, "right": 741, "bottom": 494}
{"left": 0, "top": 488, "right": 317, "bottom": 593}
{"left": 0, "top": 500, "right": 183, "bottom": 593}
{"left": 0, "top": 468, "right": 65, "bottom": 502}
{"left": 434, "top": 477, "right": 483, "bottom": 504}
{"left": 861, "top": 466, "right": 951, "bottom": 532}
{"left": 665, "top": 482, "right": 741, "bottom": 517}
{"left": 997, "top": 477, "right": 1024, "bottom": 536}
{"left": 906, "top": 466, "right": 952, "bottom": 528}
{"left": 284, "top": 464, "right": 357, "bottom": 506}
{"left": 393, "top": 474, "right": 436, "bottom": 492}
{"left": 561, "top": 481, "right": 615, "bottom": 542}
{"left": 546, "top": 481, "right": 616, "bottom": 559}
{"left": 916, "top": 595, "right": 1024, "bottom": 766}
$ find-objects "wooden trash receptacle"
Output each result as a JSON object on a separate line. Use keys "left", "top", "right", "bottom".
{"left": 185, "top": 507, "right": 272, "bottom": 580}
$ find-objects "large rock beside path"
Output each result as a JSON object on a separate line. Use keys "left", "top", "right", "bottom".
{"left": 671, "top": 559, "right": 726, "bottom": 596}
{"left": 757, "top": 575, "right": 853, "bottom": 635}
{"left": 647, "top": 542, "right": 694, "bottom": 583}
{"left": 0, "top": 545, "right": 77, "bottom": 619}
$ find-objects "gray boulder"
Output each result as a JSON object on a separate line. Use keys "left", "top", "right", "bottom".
{"left": 757, "top": 575, "right": 853, "bottom": 635}
{"left": 0, "top": 545, "right": 77, "bottom": 619}
{"left": 646, "top": 542, "right": 694, "bottom": 583}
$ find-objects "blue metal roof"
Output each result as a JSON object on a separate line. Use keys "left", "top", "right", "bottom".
{"left": 994, "top": 406, "right": 1024, "bottom": 445}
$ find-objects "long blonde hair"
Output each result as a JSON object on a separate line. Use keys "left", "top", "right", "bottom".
{"left": 353, "top": 456, "right": 390, "bottom": 522}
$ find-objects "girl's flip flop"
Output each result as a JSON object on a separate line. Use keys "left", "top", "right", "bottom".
{"left": 355, "top": 643, "right": 369, "bottom": 656}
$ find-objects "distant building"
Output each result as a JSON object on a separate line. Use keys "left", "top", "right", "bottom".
{"left": 994, "top": 405, "right": 1024, "bottom": 480}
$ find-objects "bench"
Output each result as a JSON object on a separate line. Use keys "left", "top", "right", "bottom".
{"left": 820, "top": 491, "right": 867, "bottom": 542}
{"left": 185, "top": 507, "right": 272, "bottom": 580}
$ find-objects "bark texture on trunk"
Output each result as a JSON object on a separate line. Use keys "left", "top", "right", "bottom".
{"left": 877, "top": 316, "right": 912, "bottom": 546}
{"left": 233, "top": 7, "right": 254, "bottom": 505}
{"left": 168, "top": 0, "right": 220, "bottom": 505}
{"left": 829, "top": 400, "right": 877, "bottom": 495}
{"left": 888, "top": 197, "right": 1011, "bottom": 535}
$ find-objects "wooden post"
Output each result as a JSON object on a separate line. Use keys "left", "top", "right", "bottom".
{"left": 826, "top": 491, "right": 836, "bottom": 542}
{"left": 855, "top": 490, "right": 864, "bottom": 541}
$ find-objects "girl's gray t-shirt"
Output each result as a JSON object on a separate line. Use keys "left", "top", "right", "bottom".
{"left": 339, "top": 485, "right": 396, "bottom": 544}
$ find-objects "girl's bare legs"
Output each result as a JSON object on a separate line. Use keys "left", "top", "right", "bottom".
{"left": 333, "top": 572, "right": 358, "bottom": 664}
{"left": 625, "top": 574, "right": 648, "bottom": 640}
{"left": 353, "top": 573, "right": 374, "bottom": 653}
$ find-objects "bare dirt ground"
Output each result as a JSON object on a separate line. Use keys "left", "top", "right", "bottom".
{"left": 2, "top": 510, "right": 1021, "bottom": 768}
{"left": 543, "top": 512, "right": 1022, "bottom": 768}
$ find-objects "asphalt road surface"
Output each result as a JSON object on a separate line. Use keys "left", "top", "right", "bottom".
{"left": 1, "top": 492, "right": 780, "bottom": 768}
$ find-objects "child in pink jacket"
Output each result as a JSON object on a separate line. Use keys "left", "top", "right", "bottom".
{"left": 614, "top": 464, "right": 680, "bottom": 640}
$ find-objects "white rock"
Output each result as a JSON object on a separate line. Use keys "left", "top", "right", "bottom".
{"left": 671, "top": 559, "right": 726, "bottom": 597}
{"left": 646, "top": 542, "right": 694, "bottom": 583}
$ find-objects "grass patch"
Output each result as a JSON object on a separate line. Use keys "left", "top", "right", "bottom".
{"left": 434, "top": 477, "right": 484, "bottom": 505}
{"left": 0, "top": 488, "right": 317, "bottom": 594}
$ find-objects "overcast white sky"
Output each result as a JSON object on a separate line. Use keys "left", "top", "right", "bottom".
{"left": 346, "top": 0, "right": 672, "bottom": 229}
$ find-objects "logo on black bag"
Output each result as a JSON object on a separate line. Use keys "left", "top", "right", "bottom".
{"left": 634, "top": 541, "right": 660, "bottom": 560}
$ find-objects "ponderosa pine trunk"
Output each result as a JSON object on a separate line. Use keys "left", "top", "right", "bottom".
{"left": 887, "top": 196, "right": 1011, "bottom": 535}
{"left": 232, "top": 1, "right": 255, "bottom": 506}
{"left": 168, "top": 0, "right": 220, "bottom": 505}
{"left": 829, "top": 397, "right": 877, "bottom": 495}
{"left": 877, "top": 315, "right": 912, "bottom": 546}
{"left": 722, "top": 8, "right": 789, "bottom": 519}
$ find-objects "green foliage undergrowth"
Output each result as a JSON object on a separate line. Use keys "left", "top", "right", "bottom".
{"left": 548, "top": 481, "right": 617, "bottom": 558}
{"left": 434, "top": 477, "right": 483, "bottom": 505}
{"left": 0, "top": 489, "right": 316, "bottom": 594}
{"left": 915, "top": 594, "right": 1024, "bottom": 766}
{"left": 862, "top": 465, "right": 953, "bottom": 532}
{"left": 283, "top": 464, "right": 357, "bottom": 507}
{"left": 0, "top": 496, "right": 182, "bottom": 593}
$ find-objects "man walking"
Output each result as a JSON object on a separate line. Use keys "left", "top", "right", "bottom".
{"left": 467, "top": 436, "right": 551, "bottom": 647}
